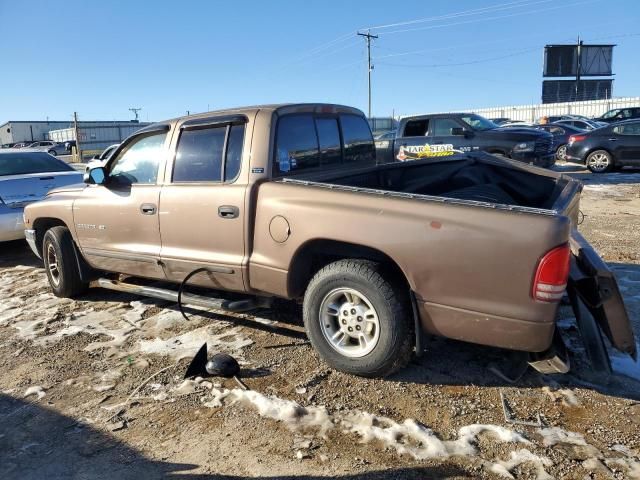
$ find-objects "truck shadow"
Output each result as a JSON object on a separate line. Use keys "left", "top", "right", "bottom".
{"left": 0, "top": 394, "right": 468, "bottom": 479}
{"left": 0, "top": 240, "right": 41, "bottom": 268}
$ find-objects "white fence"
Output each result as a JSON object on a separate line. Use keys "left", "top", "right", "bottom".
{"left": 464, "top": 97, "right": 640, "bottom": 122}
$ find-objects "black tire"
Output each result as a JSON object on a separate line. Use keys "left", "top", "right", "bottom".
{"left": 48, "top": 149, "right": 57, "bottom": 156}
{"left": 586, "top": 149, "right": 613, "bottom": 173}
{"left": 555, "top": 144, "right": 567, "bottom": 161}
{"left": 42, "top": 226, "right": 88, "bottom": 298}
{"left": 303, "top": 259, "right": 413, "bottom": 377}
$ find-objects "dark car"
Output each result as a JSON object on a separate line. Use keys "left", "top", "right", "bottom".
{"left": 593, "top": 107, "right": 640, "bottom": 124}
{"left": 535, "top": 123, "right": 587, "bottom": 161}
{"left": 565, "top": 119, "right": 640, "bottom": 172}
{"left": 488, "top": 117, "right": 510, "bottom": 125}
{"left": 394, "top": 113, "right": 555, "bottom": 167}
{"left": 555, "top": 119, "right": 606, "bottom": 131}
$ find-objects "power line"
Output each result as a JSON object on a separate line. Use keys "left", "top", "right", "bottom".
{"left": 377, "top": 45, "right": 541, "bottom": 68}
{"left": 375, "top": 0, "right": 603, "bottom": 36}
{"left": 364, "top": 0, "right": 552, "bottom": 31}
{"left": 358, "top": 31, "right": 378, "bottom": 118}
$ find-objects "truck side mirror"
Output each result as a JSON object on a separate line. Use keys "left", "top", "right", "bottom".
{"left": 451, "top": 127, "right": 473, "bottom": 137}
{"left": 84, "top": 166, "right": 106, "bottom": 185}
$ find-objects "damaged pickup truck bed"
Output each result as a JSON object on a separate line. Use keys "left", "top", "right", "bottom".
{"left": 23, "top": 103, "right": 636, "bottom": 377}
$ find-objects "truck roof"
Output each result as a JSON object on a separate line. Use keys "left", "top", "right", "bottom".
{"left": 162, "top": 103, "right": 366, "bottom": 125}
{"left": 400, "top": 112, "right": 473, "bottom": 121}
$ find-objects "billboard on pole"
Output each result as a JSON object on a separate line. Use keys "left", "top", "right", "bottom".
{"left": 543, "top": 45, "right": 614, "bottom": 77}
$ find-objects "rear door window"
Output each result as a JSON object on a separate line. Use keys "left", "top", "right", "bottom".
{"left": 340, "top": 114, "right": 375, "bottom": 164}
{"left": 403, "top": 119, "right": 429, "bottom": 137}
{"left": 614, "top": 122, "right": 640, "bottom": 135}
{"left": 173, "top": 123, "right": 246, "bottom": 182}
{"left": 173, "top": 126, "right": 226, "bottom": 182}
{"left": 275, "top": 114, "right": 319, "bottom": 174}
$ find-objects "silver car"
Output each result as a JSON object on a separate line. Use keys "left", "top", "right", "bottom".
{"left": 27, "top": 141, "right": 67, "bottom": 156}
{"left": 0, "top": 151, "right": 82, "bottom": 241}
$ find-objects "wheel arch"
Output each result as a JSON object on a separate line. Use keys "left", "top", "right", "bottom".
{"left": 287, "top": 238, "right": 411, "bottom": 299}
{"left": 32, "top": 217, "right": 70, "bottom": 257}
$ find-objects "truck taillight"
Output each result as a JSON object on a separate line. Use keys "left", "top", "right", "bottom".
{"left": 532, "top": 244, "right": 570, "bottom": 302}
{"left": 568, "top": 134, "right": 586, "bottom": 145}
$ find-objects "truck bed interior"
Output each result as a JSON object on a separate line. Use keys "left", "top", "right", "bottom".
{"left": 318, "top": 156, "right": 567, "bottom": 210}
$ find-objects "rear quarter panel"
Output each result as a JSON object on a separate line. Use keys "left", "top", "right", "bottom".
{"left": 249, "top": 181, "right": 571, "bottom": 326}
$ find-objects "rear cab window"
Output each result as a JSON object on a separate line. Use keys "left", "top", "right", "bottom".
{"left": 273, "top": 112, "right": 374, "bottom": 176}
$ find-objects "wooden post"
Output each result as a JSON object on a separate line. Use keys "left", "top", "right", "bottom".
{"left": 73, "top": 112, "right": 83, "bottom": 162}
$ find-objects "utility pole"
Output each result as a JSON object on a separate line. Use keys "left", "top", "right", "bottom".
{"left": 129, "top": 107, "right": 142, "bottom": 121}
{"left": 358, "top": 30, "right": 378, "bottom": 119}
{"left": 575, "top": 35, "right": 582, "bottom": 101}
{"left": 73, "top": 111, "right": 82, "bottom": 162}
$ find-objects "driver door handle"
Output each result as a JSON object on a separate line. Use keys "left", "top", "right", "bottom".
{"left": 218, "top": 205, "right": 239, "bottom": 219}
{"left": 608, "top": 138, "right": 618, "bottom": 141}
{"left": 140, "top": 203, "right": 157, "bottom": 215}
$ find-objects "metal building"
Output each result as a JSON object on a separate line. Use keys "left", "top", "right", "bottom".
{"left": 1, "top": 120, "right": 72, "bottom": 145}
{"left": 48, "top": 121, "right": 151, "bottom": 151}
{"left": 0, "top": 120, "right": 150, "bottom": 150}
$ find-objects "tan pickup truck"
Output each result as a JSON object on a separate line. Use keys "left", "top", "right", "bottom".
{"left": 23, "top": 103, "right": 636, "bottom": 377}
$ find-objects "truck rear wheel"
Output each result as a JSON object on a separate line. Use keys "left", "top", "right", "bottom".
{"left": 303, "top": 259, "right": 413, "bottom": 377}
{"left": 42, "top": 226, "right": 88, "bottom": 298}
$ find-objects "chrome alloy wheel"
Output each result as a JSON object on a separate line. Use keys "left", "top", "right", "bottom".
{"left": 46, "top": 242, "right": 61, "bottom": 287}
{"left": 319, "top": 288, "right": 380, "bottom": 358}
{"left": 556, "top": 145, "right": 567, "bottom": 161}
{"left": 587, "top": 152, "right": 610, "bottom": 172}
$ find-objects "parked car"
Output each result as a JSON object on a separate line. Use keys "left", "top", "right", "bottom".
{"left": 488, "top": 117, "right": 511, "bottom": 125}
{"left": 593, "top": 107, "right": 640, "bottom": 124}
{"left": 23, "top": 103, "right": 635, "bottom": 378}
{"left": 566, "top": 119, "right": 640, "bottom": 172}
{"left": 393, "top": 113, "right": 555, "bottom": 167}
{"left": 27, "top": 141, "right": 66, "bottom": 156}
{"left": 0, "top": 151, "right": 82, "bottom": 241}
{"left": 11, "top": 142, "right": 32, "bottom": 149}
{"left": 555, "top": 119, "right": 606, "bottom": 131}
{"left": 85, "top": 144, "right": 119, "bottom": 172}
{"left": 500, "top": 121, "right": 538, "bottom": 128}
{"left": 534, "top": 123, "right": 587, "bottom": 161}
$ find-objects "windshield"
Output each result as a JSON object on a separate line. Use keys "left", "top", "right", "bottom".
{"left": 602, "top": 109, "right": 621, "bottom": 119}
{"left": 0, "top": 152, "right": 74, "bottom": 176}
{"left": 460, "top": 114, "right": 497, "bottom": 131}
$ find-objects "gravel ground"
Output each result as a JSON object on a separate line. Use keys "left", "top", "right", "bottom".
{"left": 0, "top": 164, "right": 639, "bottom": 480}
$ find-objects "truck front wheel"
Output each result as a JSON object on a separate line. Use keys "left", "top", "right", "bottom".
{"left": 303, "top": 259, "right": 413, "bottom": 377}
{"left": 42, "top": 226, "right": 88, "bottom": 298}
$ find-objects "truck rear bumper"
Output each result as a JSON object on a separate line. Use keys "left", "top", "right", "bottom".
{"left": 416, "top": 300, "right": 555, "bottom": 352}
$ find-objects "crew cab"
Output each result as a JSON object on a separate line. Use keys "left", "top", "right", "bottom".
{"left": 387, "top": 113, "right": 556, "bottom": 167}
{"left": 23, "top": 103, "right": 635, "bottom": 378}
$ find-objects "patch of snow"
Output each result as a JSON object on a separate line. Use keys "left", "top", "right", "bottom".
{"left": 139, "top": 326, "right": 252, "bottom": 361}
{"left": 23, "top": 385, "right": 46, "bottom": 400}
{"left": 538, "top": 427, "right": 587, "bottom": 447}
{"left": 610, "top": 346, "right": 640, "bottom": 382}
{"left": 489, "top": 449, "right": 553, "bottom": 480}
{"left": 342, "top": 413, "right": 529, "bottom": 460}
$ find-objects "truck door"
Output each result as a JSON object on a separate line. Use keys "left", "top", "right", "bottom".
{"left": 73, "top": 128, "right": 169, "bottom": 278}
{"left": 158, "top": 116, "right": 249, "bottom": 292}
{"left": 429, "top": 118, "right": 473, "bottom": 153}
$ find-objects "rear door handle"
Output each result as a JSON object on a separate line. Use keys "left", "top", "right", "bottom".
{"left": 218, "top": 205, "right": 239, "bottom": 219}
{"left": 608, "top": 138, "right": 618, "bottom": 141}
{"left": 140, "top": 203, "right": 157, "bottom": 215}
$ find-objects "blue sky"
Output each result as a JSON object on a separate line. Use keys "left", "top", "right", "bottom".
{"left": 1, "top": 0, "right": 638, "bottom": 121}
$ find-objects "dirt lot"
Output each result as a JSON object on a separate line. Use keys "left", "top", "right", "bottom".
{"left": 1, "top": 164, "right": 639, "bottom": 480}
